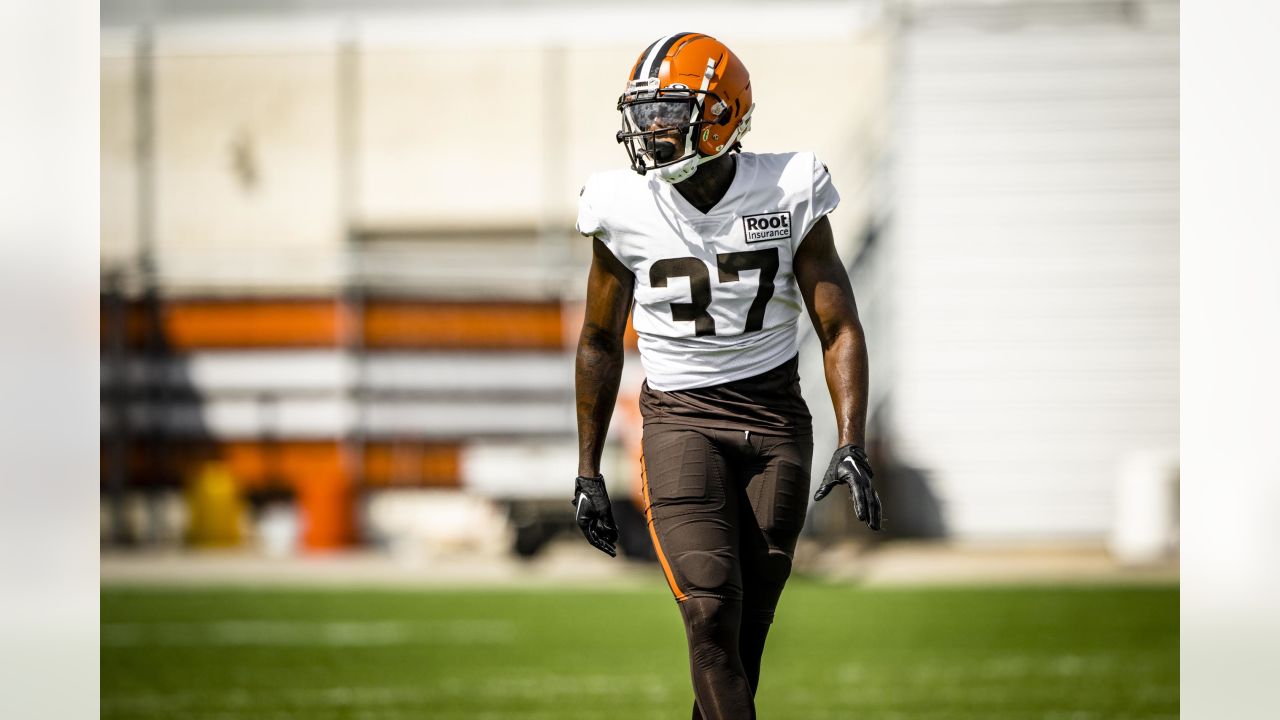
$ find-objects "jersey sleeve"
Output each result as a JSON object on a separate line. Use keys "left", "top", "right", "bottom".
{"left": 575, "top": 175, "right": 605, "bottom": 238}
{"left": 796, "top": 152, "right": 841, "bottom": 251}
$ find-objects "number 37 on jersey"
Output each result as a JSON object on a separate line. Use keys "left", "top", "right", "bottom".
{"left": 649, "top": 248, "right": 779, "bottom": 337}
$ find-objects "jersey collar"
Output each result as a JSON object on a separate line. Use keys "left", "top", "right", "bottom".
{"left": 652, "top": 152, "right": 754, "bottom": 219}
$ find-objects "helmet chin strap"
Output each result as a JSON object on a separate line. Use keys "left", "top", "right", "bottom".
{"left": 655, "top": 154, "right": 703, "bottom": 184}
{"left": 654, "top": 103, "right": 754, "bottom": 184}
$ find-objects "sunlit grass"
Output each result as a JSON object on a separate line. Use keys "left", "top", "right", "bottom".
{"left": 102, "top": 580, "right": 1177, "bottom": 719}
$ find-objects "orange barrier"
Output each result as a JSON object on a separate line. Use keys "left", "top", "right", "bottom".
{"left": 362, "top": 442, "right": 461, "bottom": 487}
{"left": 101, "top": 297, "right": 579, "bottom": 350}
{"left": 296, "top": 469, "right": 354, "bottom": 550}
{"left": 165, "top": 300, "right": 345, "bottom": 348}
{"left": 107, "top": 440, "right": 463, "bottom": 490}
{"left": 363, "top": 300, "right": 565, "bottom": 349}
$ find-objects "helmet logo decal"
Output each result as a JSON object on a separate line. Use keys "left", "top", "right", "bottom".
{"left": 627, "top": 77, "right": 660, "bottom": 94}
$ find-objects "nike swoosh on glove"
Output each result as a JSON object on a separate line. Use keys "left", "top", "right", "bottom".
{"left": 813, "top": 445, "right": 883, "bottom": 531}
{"left": 570, "top": 475, "right": 619, "bottom": 557}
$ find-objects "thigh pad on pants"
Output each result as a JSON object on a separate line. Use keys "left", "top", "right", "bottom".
{"left": 642, "top": 426, "right": 741, "bottom": 601}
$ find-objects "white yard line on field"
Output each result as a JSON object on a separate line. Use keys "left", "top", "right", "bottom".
{"left": 101, "top": 619, "right": 516, "bottom": 647}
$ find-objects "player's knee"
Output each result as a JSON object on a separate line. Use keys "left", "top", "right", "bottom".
{"left": 682, "top": 597, "right": 740, "bottom": 671}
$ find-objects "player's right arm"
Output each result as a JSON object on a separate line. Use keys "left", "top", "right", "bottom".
{"left": 575, "top": 237, "right": 634, "bottom": 477}
{"left": 572, "top": 238, "right": 634, "bottom": 556}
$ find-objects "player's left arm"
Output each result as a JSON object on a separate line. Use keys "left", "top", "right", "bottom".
{"left": 794, "top": 214, "right": 883, "bottom": 531}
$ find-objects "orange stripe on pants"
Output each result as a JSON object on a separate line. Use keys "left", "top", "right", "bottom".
{"left": 641, "top": 454, "right": 688, "bottom": 601}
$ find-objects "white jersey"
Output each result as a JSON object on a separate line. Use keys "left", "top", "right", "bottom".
{"left": 576, "top": 151, "right": 840, "bottom": 391}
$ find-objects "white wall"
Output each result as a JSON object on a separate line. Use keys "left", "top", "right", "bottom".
{"left": 99, "top": 3, "right": 888, "bottom": 294}
{"left": 101, "top": 53, "right": 139, "bottom": 268}
{"left": 883, "top": 9, "right": 1179, "bottom": 540}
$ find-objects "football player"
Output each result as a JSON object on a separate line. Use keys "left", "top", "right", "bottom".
{"left": 573, "top": 32, "right": 882, "bottom": 719}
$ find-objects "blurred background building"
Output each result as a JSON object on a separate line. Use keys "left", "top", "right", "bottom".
{"left": 100, "top": 0, "right": 1178, "bottom": 566}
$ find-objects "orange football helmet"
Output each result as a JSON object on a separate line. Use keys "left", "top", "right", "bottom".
{"left": 616, "top": 32, "right": 754, "bottom": 183}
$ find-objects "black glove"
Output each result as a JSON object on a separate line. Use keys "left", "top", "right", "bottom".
{"left": 813, "top": 445, "right": 883, "bottom": 531}
{"left": 570, "top": 475, "right": 619, "bottom": 557}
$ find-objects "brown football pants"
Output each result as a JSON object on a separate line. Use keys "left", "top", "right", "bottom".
{"left": 640, "top": 423, "right": 812, "bottom": 720}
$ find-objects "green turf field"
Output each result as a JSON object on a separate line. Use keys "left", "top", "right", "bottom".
{"left": 102, "top": 580, "right": 1177, "bottom": 719}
